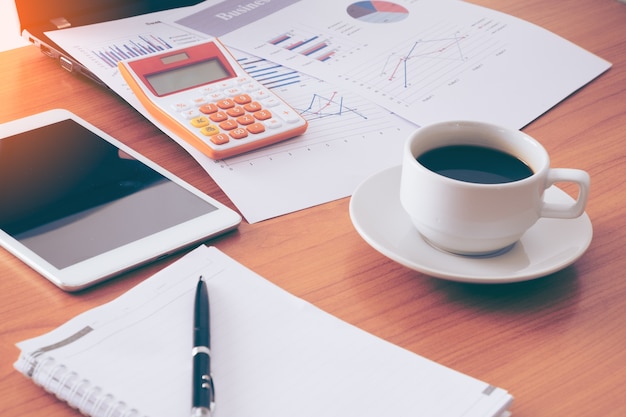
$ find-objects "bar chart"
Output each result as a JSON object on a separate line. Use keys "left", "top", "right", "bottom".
{"left": 238, "top": 56, "right": 302, "bottom": 89}
{"left": 91, "top": 35, "right": 172, "bottom": 68}
{"left": 268, "top": 31, "right": 336, "bottom": 62}
{"left": 77, "top": 30, "right": 203, "bottom": 69}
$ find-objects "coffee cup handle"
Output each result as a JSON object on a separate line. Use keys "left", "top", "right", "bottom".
{"left": 541, "top": 168, "right": 590, "bottom": 219}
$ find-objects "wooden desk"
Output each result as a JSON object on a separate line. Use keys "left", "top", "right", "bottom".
{"left": 1, "top": 0, "right": 625, "bottom": 415}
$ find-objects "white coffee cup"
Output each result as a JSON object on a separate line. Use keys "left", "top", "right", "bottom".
{"left": 399, "top": 121, "right": 590, "bottom": 256}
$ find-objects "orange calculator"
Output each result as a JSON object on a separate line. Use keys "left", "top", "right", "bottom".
{"left": 118, "top": 39, "right": 308, "bottom": 159}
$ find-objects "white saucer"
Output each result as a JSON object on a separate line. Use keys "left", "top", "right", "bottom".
{"left": 349, "top": 166, "right": 593, "bottom": 283}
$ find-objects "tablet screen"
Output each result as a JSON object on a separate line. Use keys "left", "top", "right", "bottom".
{"left": 0, "top": 119, "right": 217, "bottom": 269}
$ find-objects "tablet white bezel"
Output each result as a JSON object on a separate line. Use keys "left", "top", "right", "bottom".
{"left": 0, "top": 109, "right": 241, "bottom": 291}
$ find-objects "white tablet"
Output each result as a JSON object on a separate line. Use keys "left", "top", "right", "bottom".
{"left": 0, "top": 109, "right": 241, "bottom": 291}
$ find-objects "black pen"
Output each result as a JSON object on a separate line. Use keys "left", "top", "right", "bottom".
{"left": 192, "top": 276, "right": 215, "bottom": 417}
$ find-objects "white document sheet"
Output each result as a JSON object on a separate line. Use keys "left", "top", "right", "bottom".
{"left": 177, "top": 0, "right": 611, "bottom": 128}
{"left": 46, "top": 0, "right": 610, "bottom": 223}
{"left": 47, "top": 17, "right": 416, "bottom": 223}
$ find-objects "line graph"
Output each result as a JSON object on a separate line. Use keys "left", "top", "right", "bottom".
{"left": 341, "top": 19, "right": 507, "bottom": 107}
{"left": 217, "top": 79, "right": 401, "bottom": 169}
{"left": 382, "top": 32, "right": 468, "bottom": 87}
{"left": 299, "top": 92, "right": 368, "bottom": 121}
{"left": 218, "top": 52, "right": 406, "bottom": 171}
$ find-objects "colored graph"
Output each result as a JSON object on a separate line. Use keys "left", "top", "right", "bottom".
{"left": 382, "top": 32, "right": 468, "bottom": 86}
{"left": 221, "top": 81, "right": 400, "bottom": 168}
{"left": 269, "top": 31, "right": 335, "bottom": 62}
{"left": 300, "top": 92, "right": 368, "bottom": 121}
{"left": 347, "top": 1, "right": 409, "bottom": 24}
{"left": 92, "top": 35, "right": 173, "bottom": 68}
{"left": 341, "top": 20, "right": 506, "bottom": 106}
{"left": 225, "top": 53, "right": 397, "bottom": 168}
{"left": 238, "top": 57, "right": 301, "bottom": 89}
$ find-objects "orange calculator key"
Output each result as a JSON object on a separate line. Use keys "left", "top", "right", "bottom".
{"left": 234, "top": 94, "right": 252, "bottom": 105}
{"left": 219, "top": 119, "right": 239, "bottom": 130}
{"left": 237, "top": 114, "right": 255, "bottom": 125}
{"left": 247, "top": 123, "right": 266, "bottom": 134}
{"left": 244, "top": 101, "right": 263, "bottom": 112}
{"left": 254, "top": 109, "right": 272, "bottom": 121}
{"left": 209, "top": 111, "right": 228, "bottom": 122}
{"left": 210, "top": 133, "right": 230, "bottom": 144}
{"left": 217, "top": 99, "right": 235, "bottom": 109}
{"left": 199, "top": 103, "right": 219, "bottom": 114}
{"left": 227, "top": 106, "right": 246, "bottom": 117}
{"left": 230, "top": 128, "right": 248, "bottom": 139}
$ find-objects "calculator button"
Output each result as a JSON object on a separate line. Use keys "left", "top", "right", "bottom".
{"left": 181, "top": 109, "right": 200, "bottom": 120}
{"left": 219, "top": 119, "right": 239, "bottom": 131}
{"left": 234, "top": 76, "right": 252, "bottom": 84}
{"left": 209, "top": 111, "right": 228, "bottom": 122}
{"left": 265, "top": 118, "right": 283, "bottom": 129}
{"left": 217, "top": 80, "right": 235, "bottom": 89}
{"left": 200, "top": 85, "right": 220, "bottom": 95}
{"left": 230, "top": 128, "right": 248, "bottom": 139}
{"left": 206, "top": 91, "right": 225, "bottom": 101}
{"left": 253, "top": 109, "right": 272, "bottom": 121}
{"left": 262, "top": 97, "right": 281, "bottom": 108}
{"left": 200, "top": 125, "right": 220, "bottom": 136}
{"left": 200, "top": 103, "right": 219, "bottom": 114}
{"left": 210, "top": 133, "right": 230, "bottom": 145}
{"left": 217, "top": 99, "right": 235, "bottom": 109}
{"left": 252, "top": 90, "right": 271, "bottom": 100}
{"left": 237, "top": 114, "right": 255, "bottom": 125}
{"left": 244, "top": 101, "right": 263, "bottom": 112}
{"left": 241, "top": 83, "right": 258, "bottom": 92}
{"left": 224, "top": 87, "right": 242, "bottom": 96}
{"left": 273, "top": 106, "right": 302, "bottom": 123}
{"left": 227, "top": 106, "right": 245, "bottom": 117}
{"left": 171, "top": 102, "right": 191, "bottom": 112}
{"left": 190, "top": 116, "right": 210, "bottom": 128}
{"left": 247, "top": 123, "right": 266, "bottom": 134}
{"left": 233, "top": 94, "right": 252, "bottom": 105}
{"left": 190, "top": 97, "right": 208, "bottom": 107}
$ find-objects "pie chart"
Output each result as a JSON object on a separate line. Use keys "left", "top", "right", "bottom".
{"left": 347, "top": 1, "right": 409, "bottom": 23}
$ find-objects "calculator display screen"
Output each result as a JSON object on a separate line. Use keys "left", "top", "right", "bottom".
{"left": 145, "top": 58, "right": 231, "bottom": 96}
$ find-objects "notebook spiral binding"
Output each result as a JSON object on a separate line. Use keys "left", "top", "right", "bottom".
{"left": 15, "top": 353, "right": 142, "bottom": 417}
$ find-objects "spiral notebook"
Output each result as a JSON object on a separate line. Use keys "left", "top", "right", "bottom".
{"left": 14, "top": 245, "right": 513, "bottom": 417}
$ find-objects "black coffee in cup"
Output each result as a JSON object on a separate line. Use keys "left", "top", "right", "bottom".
{"left": 417, "top": 144, "right": 533, "bottom": 184}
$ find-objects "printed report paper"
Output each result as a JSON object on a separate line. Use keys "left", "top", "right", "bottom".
{"left": 46, "top": 0, "right": 610, "bottom": 223}
{"left": 46, "top": 16, "right": 416, "bottom": 223}
{"left": 177, "top": 0, "right": 610, "bottom": 128}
